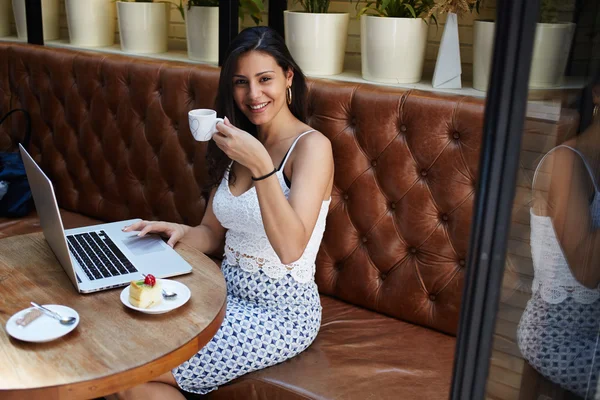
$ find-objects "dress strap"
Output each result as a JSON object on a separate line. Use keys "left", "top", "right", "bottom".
{"left": 532, "top": 144, "right": 600, "bottom": 194}
{"left": 277, "top": 129, "right": 316, "bottom": 171}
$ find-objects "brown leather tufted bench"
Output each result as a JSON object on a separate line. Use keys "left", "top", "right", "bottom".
{"left": 0, "top": 43, "right": 485, "bottom": 399}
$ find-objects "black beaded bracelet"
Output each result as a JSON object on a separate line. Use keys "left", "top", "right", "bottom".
{"left": 251, "top": 168, "right": 277, "bottom": 181}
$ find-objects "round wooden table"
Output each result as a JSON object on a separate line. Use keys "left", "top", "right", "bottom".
{"left": 0, "top": 232, "right": 227, "bottom": 400}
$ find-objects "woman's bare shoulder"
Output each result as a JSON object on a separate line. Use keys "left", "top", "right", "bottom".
{"left": 295, "top": 129, "right": 332, "bottom": 154}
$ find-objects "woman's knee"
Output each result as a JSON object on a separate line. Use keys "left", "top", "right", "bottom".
{"left": 110, "top": 375, "right": 181, "bottom": 400}
{"left": 154, "top": 370, "right": 179, "bottom": 387}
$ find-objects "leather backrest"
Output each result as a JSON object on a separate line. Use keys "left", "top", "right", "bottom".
{"left": 0, "top": 43, "right": 18, "bottom": 151}
{"left": 0, "top": 43, "right": 485, "bottom": 335}
{"left": 306, "top": 81, "right": 485, "bottom": 335}
{"left": 1, "top": 44, "right": 219, "bottom": 225}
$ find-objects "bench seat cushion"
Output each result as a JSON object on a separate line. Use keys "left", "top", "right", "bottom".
{"left": 199, "top": 296, "right": 456, "bottom": 400}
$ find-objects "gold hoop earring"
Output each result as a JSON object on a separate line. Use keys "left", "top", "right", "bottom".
{"left": 594, "top": 104, "right": 599, "bottom": 120}
{"left": 286, "top": 86, "right": 292, "bottom": 105}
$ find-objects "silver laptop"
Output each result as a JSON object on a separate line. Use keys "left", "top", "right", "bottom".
{"left": 19, "top": 144, "right": 193, "bottom": 293}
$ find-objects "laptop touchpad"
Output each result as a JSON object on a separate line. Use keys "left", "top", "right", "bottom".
{"left": 122, "top": 235, "right": 167, "bottom": 256}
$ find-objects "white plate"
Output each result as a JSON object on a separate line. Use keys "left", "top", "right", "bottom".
{"left": 5, "top": 305, "right": 80, "bottom": 343}
{"left": 120, "top": 279, "right": 191, "bottom": 314}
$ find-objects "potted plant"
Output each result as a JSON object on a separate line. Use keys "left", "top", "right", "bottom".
{"left": 117, "top": 0, "right": 171, "bottom": 54}
{"left": 284, "top": 1, "right": 349, "bottom": 76}
{"left": 12, "top": 0, "right": 60, "bottom": 41}
{"left": 1, "top": 0, "right": 12, "bottom": 37}
{"left": 529, "top": 0, "right": 576, "bottom": 88}
{"left": 428, "top": 0, "right": 478, "bottom": 88}
{"left": 65, "top": 0, "right": 116, "bottom": 47}
{"left": 472, "top": 0, "right": 494, "bottom": 91}
{"left": 473, "top": 0, "right": 575, "bottom": 91}
{"left": 356, "top": 0, "right": 436, "bottom": 83}
{"left": 178, "top": 0, "right": 264, "bottom": 64}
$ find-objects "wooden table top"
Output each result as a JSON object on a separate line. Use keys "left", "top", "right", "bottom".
{"left": 0, "top": 232, "right": 227, "bottom": 400}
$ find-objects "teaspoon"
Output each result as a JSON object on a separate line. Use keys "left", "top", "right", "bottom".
{"left": 30, "top": 302, "right": 77, "bottom": 325}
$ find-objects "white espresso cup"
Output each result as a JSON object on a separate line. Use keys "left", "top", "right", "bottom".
{"left": 188, "top": 109, "right": 224, "bottom": 141}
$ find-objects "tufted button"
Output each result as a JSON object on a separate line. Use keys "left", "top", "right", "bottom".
{"left": 400, "top": 124, "right": 407, "bottom": 132}
{"left": 409, "top": 247, "right": 417, "bottom": 254}
{"left": 453, "top": 132, "right": 460, "bottom": 140}
{"left": 390, "top": 202, "right": 396, "bottom": 210}
{"left": 420, "top": 169, "right": 428, "bottom": 177}
{"left": 362, "top": 237, "right": 368, "bottom": 243}
{"left": 351, "top": 116, "right": 357, "bottom": 126}
{"left": 459, "top": 259, "right": 466, "bottom": 267}
{"left": 343, "top": 194, "right": 349, "bottom": 200}
{"left": 441, "top": 214, "right": 449, "bottom": 221}
{"left": 380, "top": 273, "right": 387, "bottom": 280}
{"left": 174, "top": 122, "right": 179, "bottom": 130}
{"left": 336, "top": 262, "right": 343, "bottom": 270}
{"left": 429, "top": 294, "right": 436, "bottom": 301}
{"left": 371, "top": 160, "right": 377, "bottom": 167}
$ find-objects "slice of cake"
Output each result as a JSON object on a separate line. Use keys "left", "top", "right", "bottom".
{"left": 129, "top": 274, "right": 162, "bottom": 309}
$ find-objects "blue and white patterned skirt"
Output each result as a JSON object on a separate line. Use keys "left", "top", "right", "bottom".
{"left": 172, "top": 262, "right": 322, "bottom": 395}
{"left": 517, "top": 292, "right": 600, "bottom": 398}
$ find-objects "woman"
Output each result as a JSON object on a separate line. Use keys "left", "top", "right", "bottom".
{"left": 517, "top": 83, "right": 600, "bottom": 398}
{"left": 114, "top": 26, "right": 333, "bottom": 399}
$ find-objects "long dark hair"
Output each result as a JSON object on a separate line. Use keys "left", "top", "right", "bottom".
{"left": 206, "top": 26, "right": 308, "bottom": 189}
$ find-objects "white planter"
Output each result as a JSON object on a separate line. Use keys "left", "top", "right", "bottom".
{"left": 472, "top": 20, "right": 495, "bottom": 91}
{"left": 0, "top": 0, "right": 12, "bottom": 37}
{"left": 284, "top": 11, "right": 349, "bottom": 76}
{"left": 432, "top": 13, "right": 461, "bottom": 89}
{"left": 529, "top": 22, "right": 576, "bottom": 88}
{"left": 12, "top": 0, "right": 59, "bottom": 40}
{"left": 65, "top": 0, "right": 115, "bottom": 47}
{"left": 473, "top": 21, "right": 576, "bottom": 91}
{"left": 117, "top": 1, "right": 169, "bottom": 54}
{"left": 186, "top": 6, "right": 218, "bottom": 63}
{"left": 361, "top": 15, "right": 428, "bottom": 84}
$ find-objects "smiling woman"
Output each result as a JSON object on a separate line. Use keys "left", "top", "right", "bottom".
{"left": 208, "top": 27, "right": 311, "bottom": 189}
{"left": 115, "top": 26, "right": 334, "bottom": 400}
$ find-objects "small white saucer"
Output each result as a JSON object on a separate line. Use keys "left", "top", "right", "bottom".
{"left": 120, "top": 279, "right": 191, "bottom": 315}
{"left": 5, "top": 305, "right": 80, "bottom": 343}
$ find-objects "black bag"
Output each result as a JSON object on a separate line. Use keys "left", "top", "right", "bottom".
{"left": 0, "top": 109, "right": 33, "bottom": 218}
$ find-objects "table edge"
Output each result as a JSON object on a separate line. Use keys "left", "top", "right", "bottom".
{"left": 0, "top": 295, "right": 227, "bottom": 400}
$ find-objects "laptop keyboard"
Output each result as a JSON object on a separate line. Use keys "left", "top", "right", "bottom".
{"left": 66, "top": 231, "right": 138, "bottom": 281}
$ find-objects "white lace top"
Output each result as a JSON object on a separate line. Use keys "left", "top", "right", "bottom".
{"left": 530, "top": 145, "right": 600, "bottom": 304}
{"left": 212, "top": 130, "right": 331, "bottom": 283}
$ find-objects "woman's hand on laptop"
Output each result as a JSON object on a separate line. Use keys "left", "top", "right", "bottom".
{"left": 122, "top": 221, "right": 190, "bottom": 248}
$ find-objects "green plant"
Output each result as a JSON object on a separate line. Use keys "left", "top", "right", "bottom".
{"left": 188, "top": 0, "right": 219, "bottom": 5}
{"left": 293, "top": 0, "right": 331, "bottom": 13}
{"left": 175, "top": 0, "right": 264, "bottom": 25}
{"left": 355, "top": 0, "right": 436, "bottom": 19}
{"left": 540, "top": 0, "right": 573, "bottom": 24}
{"left": 239, "top": 0, "right": 265, "bottom": 24}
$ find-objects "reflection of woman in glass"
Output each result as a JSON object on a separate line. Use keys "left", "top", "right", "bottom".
{"left": 517, "top": 84, "right": 600, "bottom": 398}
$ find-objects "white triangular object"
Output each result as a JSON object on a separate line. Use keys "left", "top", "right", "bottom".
{"left": 432, "top": 13, "right": 462, "bottom": 89}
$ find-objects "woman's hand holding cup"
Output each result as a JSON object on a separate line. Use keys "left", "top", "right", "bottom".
{"left": 212, "top": 117, "right": 273, "bottom": 177}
